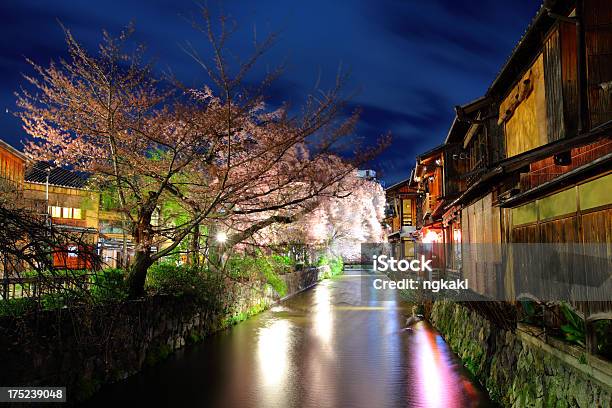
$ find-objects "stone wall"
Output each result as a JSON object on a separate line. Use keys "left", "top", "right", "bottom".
{"left": 0, "top": 267, "right": 323, "bottom": 402}
{"left": 428, "top": 300, "right": 612, "bottom": 407}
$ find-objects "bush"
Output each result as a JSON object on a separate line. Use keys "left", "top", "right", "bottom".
{"left": 90, "top": 268, "right": 128, "bottom": 303}
{"left": 262, "top": 265, "right": 287, "bottom": 297}
{"left": 226, "top": 256, "right": 260, "bottom": 281}
{"left": 40, "top": 291, "right": 84, "bottom": 310}
{"left": 226, "top": 254, "right": 287, "bottom": 297}
{"left": 329, "top": 256, "right": 344, "bottom": 277}
{"left": 560, "top": 303, "right": 585, "bottom": 347}
{"left": 146, "top": 263, "right": 208, "bottom": 297}
{"left": 317, "top": 254, "right": 344, "bottom": 278}
{"left": 317, "top": 255, "right": 330, "bottom": 267}
{"left": 269, "top": 254, "right": 295, "bottom": 275}
{"left": 595, "top": 319, "right": 612, "bottom": 359}
{"left": 0, "top": 297, "right": 37, "bottom": 317}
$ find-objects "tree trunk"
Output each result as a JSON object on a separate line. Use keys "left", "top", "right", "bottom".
{"left": 189, "top": 223, "right": 200, "bottom": 267}
{"left": 127, "top": 201, "right": 156, "bottom": 298}
{"left": 127, "top": 249, "right": 153, "bottom": 298}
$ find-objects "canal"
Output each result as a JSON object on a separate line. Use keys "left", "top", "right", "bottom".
{"left": 84, "top": 269, "right": 494, "bottom": 407}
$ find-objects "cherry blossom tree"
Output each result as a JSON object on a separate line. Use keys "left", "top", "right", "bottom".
{"left": 254, "top": 171, "right": 386, "bottom": 262}
{"left": 16, "top": 10, "right": 388, "bottom": 297}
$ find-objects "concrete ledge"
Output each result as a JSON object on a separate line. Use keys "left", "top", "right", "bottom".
{"left": 517, "top": 323, "right": 612, "bottom": 392}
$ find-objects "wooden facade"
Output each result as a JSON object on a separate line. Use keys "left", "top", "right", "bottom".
{"left": 24, "top": 178, "right": 101, "bottom": 270}
{"left": 404, "top": 0, "right": 611, "bottom": 354}
{"left": 384, "top": 178, "right": 419, "bottom": 259}
{"left": 0, "top": 140, "right": 26, "bottom": 197}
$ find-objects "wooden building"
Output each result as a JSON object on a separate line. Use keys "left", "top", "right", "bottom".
{"left": 384, "top": 176, "right": 419, "bottom": 259}
{"left": 24, "top": 163, "right": 100, "bottom": 270}
{"left": 0, "top": 139, "right": 26, "bottom": 199}
{"left": 405, "top": 0, "right": 611, "bottom": 352}
{"left": 0, "top": 140, "right": 27, "bottom": 277}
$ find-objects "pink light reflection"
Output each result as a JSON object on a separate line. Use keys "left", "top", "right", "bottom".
{"left": 412, "top": 323, "right": 459, "bottom": 408}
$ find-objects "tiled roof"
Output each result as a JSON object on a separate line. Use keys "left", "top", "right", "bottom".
{"left": 25, "top": 162, "right": 88, "bottom": 189}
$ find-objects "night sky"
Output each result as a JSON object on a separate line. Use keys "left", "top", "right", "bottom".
{"left": 1, "top": 0, "right": 540, "bottom": 185}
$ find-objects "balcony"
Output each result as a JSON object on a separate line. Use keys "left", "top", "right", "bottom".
{"left": 520, "top": 139, "right": 612, "bottom": 192}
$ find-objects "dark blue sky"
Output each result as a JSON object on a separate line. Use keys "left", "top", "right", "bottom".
{"left": 0, "top": 0, "right": 540, "bottom": 184}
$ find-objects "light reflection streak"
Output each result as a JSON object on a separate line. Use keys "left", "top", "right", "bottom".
{"left": 313, "top": 283, "right": 333, "bottom": 346}
{"left": 413, "top": 323, "right": 459, "bottom": 408}
{"left": 257, "top": 319, "right": 290, "bottom": 387}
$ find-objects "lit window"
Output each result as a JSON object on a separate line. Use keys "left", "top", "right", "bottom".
{"left": 73, "top": 208, "right": 82, "bottom": 219}
{"left": 67, "top": 245, "right": 78, "bottom": 258}
{"left": 62, "top": 207, "right": 72, "bottom": 218}
{"left": 49, "top": 206, "right": 62, "bottom": 218}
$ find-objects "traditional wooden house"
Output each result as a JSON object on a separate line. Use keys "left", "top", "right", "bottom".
{"left": 414, "top": 145, "right": 445, "bottom": 242}
{"left": 436, "top": 0, "right": 611, "bottom": 351}
{"left": 0, "top": 139, "right": 26, "bottom": 199}
{"left": 24, "top": 163, "right": 100, "bottom": 269}
{"left": 0, "top": 140, "right": 27, "bottom": 277}
{"left": 384, "top": 175, "right": 419, "bottom": 259}
{"left": 414, "top": 129, "right": 478, "bottom": 267}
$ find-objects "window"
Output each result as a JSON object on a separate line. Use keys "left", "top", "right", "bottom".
{"left": 402, "top": 199, "right": 413, "bottom": 226}
{"left": 49, "top": 206, "right": 83, "bottom": 219}
{"left": 67, "top": 245, "right": 78, "bottom": 258}
{"left": 50, "top": 206, "right": 61, "bottom": 218}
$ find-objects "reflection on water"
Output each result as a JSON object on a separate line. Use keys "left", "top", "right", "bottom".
{"left": 84, "top": 269, "right": 494, "bottom": 408}
{"left": 258, "top": 319, "right": 290, "bottom": 387}
{"left": 313, "top": 282, "right": 333, "bottom": 346}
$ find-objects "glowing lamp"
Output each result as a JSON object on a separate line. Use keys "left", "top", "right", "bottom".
{"left": 216, "top": 231, "right": 228, "bottom": 243}
{"left": 422, "top": 230, "right": 440, "bottom": 244}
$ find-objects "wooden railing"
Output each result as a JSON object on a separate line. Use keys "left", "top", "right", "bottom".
{"left": 1, "top": 275, "right": 92, "bottom": 300}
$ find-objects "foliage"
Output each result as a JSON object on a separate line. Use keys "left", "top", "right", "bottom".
{"left": 145, "top": 343, "right": 173, "bottom": 367}
{"left": 90, "top": 268, "right": 128, "bottom": 303}
{"left": 0, "top": 298, "right": 37, "bottom": 317}
{"left": 40, "top": 290, "right": 85, "bottom": 310}
{"left": 225, "top": 254, "right": 288, "bottom": 297}
{"left": 0, "top": 269, "right": 128, "bottom": 317}
{"left": 560, "top": 303, "right": 585, "bottom": 347}
{"left": 223, "top": 300, "right": 269, "bottom": 327}
{"left": 317, "top": 254, "right": 344, "bottom": 279}
{"left": 225, "top": 256, "right": 261, "bottom": 281}
{"left": 262, "top": 267, "right": 287, "bottom": 297}
{"left": 329, "top": 256, "right": 344, "bottom": 277}
{"left": 317, "top": 255, "right": 330, "bottom": 267}
{"left": 17, "top": 9, "right": 387, "bottom": 298}
{"left": 268, "top": 254, "right": 295, "bottom": 275}
{"left": 146, "top": 263, "right": 210, "bottom": 298}
{"left": 594, "top": 319, "right": 612, "bottom": 359}
{"left": 519, "top": 300, "right": 542, "bottom": 325}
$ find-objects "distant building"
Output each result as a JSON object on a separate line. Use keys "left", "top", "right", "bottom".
{"left": 24, "top": 162, "right": 100, "bottom": 270}
{"left": 356, "top": 169, "right": 377, "bottom": 181}
{"left": 383, "top": 175, "right": 419, "bottom": 259}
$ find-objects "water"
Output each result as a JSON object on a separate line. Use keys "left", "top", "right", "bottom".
{"left": 84, "top": 269, "right": 494, "bottom": 407}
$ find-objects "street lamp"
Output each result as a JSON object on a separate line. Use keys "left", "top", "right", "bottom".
{"left": 216, "top": 231, "right": 228, "bottom": 244}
